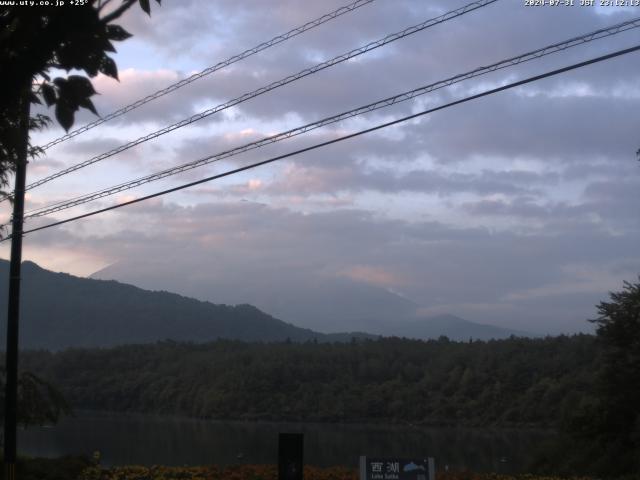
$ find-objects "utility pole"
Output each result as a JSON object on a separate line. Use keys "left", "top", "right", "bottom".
{"left": 4, "top": 84, "right": 31, "bottom": 480}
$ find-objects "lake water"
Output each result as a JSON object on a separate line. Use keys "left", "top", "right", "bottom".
{"left": 18, "top": 411, "right": 555, "bottom": 473}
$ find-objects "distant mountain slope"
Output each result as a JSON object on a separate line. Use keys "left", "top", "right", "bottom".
{"left": 93, "top": 260, "right": 532, "bottom": 341}
{"left": 0, "top": 260, "right": 529, "bottom": 349}
{"left": 0, "top": 260, "right": 372, "bottom": 350}
{"left": 92, "top": 261, "right": 420, "bottom": 335}
{"left": 372, "top": 314, "right": 533, "bottom": 341}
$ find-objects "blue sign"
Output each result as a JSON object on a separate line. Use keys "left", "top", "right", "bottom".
{"left": 359, "top": 457, "right": 435, "bottom": 480}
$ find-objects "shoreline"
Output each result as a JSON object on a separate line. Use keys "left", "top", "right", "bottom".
{"left": 63, "top": 408, "right": 559, "bottom": 433}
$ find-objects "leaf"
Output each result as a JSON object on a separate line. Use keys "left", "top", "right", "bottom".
{"left": 66, "top": 75, "right": 96, "bottom": 98}
{"left": 55, "top": 102, "right": 75, "bottom": 132}
{"left": 103, "top": 40, "right": 117, "bottom": 53}
{"left": 50, "top": 75, "right": 98, "bottom": 127}
{"left": 79, "top": 97, "right": 99, "bottom": 116}
{"left": 29, "top": 92, "right": 41, "bottom": 105}
{"left": 106, "top": 24, "right": 132, "bottom": 41}
{"left": 56, "top": 39, "right": 96, "bottom": 72}
{"left": 139, "top": 0, "right": 150, "bottom": 15}
{"left": 98, "top": 55, "right": 118, "bottom": 80}
{"left": 29, "top": 114, "right": 52, "bottom": 132}
{"left": 41, "top": 83, "right": 57, "bottom": 107}
{"left": 82, "top": 52, "right": 102, "bottom": 77}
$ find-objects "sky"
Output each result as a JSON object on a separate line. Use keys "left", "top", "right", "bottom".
{"left": 1, "top": 0, "right": 640, "bottom": 335}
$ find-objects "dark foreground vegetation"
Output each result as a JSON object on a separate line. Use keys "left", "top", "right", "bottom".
{"left": 22, "top": 335, "right": 595, "bottom": 427}
{"left": 0, "top": 456, "right": 91, "bottom": 480}
{"left": 0, "top": 459, "right": 635, "bottom": 480}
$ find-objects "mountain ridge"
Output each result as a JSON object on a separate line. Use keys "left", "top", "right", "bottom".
{"left": 91, "top": 259, "right": 532, "bottom": 339}
{"left": 0, "top": 259, "right": 529, "bottom": 349}
{"left": 0, "top": 260, "right": 375, "bottom": 349}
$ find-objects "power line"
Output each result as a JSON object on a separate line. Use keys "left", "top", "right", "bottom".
{"left": 13, "top": 0, "right": 497, "bottom": 199}
{"left": 38, "top": 0, "right": 377, "bottom": 151}
{"left": 11, "top": 43, "right": 639, "bottom": 240}
{"left": 22, "top": 17, "right": 640, "bottom": 220}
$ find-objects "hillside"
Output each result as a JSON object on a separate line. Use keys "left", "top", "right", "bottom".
{"left": 0, "top": 260, "right": 527, "bottom": 349}
{"left": 0, "top": 260, "right": 371, "bottom": 349}
{"left": 92, "top": 260, "right": 531, "bottom": 340}
{"left": 380, "top": 313, "right": 533, "bottom": 341}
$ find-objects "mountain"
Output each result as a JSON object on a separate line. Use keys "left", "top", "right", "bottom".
{"left": 0, "top": 260, "right": 373, "bottom": 350}
{"left": 93, "top": 260, "right": 531, "bottom": 340}
{"left": 371, "top": 313, "right": 532, "bottom": 341}
{"left": 91, "top": 261, "right": 420, "bottom": 334}
{"left": 0, "top": 259, "right": 528, "bottom": 350}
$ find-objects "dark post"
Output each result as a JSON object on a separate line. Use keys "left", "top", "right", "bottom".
{"left": 3, "top": 85, "right": 31, "bottom": 479}
{"left": 278, "top": 433, "right": 304, "bottom": 480}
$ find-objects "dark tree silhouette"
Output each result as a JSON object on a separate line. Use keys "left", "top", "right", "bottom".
{"left": 591, "top": 278, "right": 640, "bottom": 439}
{"left": 0, "top": 2, "right": 160, "bottom": 464}
{"left": 0, "top": 0, "right": 160, "bottom": 193}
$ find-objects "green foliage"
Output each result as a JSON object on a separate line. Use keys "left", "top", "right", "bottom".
{"left": 0, "top": 0, "right": 160, "bottom": 190}
{"left": 21, "top": 335, "right": 597, "bottom": 428}
{"left": 0, "top": 369, "right": 71, "bottom": 427}
{"left": 590, "top": 278, "right": 640, "bottom": 437}
{"left": 52, "top": 76, "right": 99, "bottom": 131}
{"left": 582, "top": 278, "right": 640, "bottom": 475}
{"left": 530, "top": 280, "right": 640, "bottom": 477}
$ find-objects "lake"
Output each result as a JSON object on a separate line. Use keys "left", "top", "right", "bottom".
{"left": 18, "top": 411, "right": 555, "bottom": 473}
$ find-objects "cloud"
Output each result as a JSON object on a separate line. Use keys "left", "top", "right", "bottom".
{"left": 6, "top": 197, "right": 637, "bottom": 335}
{"left": 60, "top": 0, "right": 640, "bottom": 137}
{"left": 338, "top": 264, "right": 407, "bottom": 288}
{"left": 5, "top": 0, "right": 638, "bottom": 340}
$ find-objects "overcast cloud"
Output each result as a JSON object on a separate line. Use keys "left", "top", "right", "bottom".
{"left": 2, "top": 0, "right": 639, "bottom": 335}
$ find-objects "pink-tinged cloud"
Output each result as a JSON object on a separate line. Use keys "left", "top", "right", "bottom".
{"left": 92, "top": 69, "right": 180, "bottom": 105}
{"left": 339, "top": 264, "right": 405, "bottom": 288}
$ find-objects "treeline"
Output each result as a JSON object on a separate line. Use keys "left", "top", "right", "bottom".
{"left": 21, "top": 335, "right": 597, "bottom": 427}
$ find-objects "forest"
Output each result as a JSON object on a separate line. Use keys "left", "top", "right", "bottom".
{"left": 21, "top": 335, "right": 597, "bottom": 427}
{"left": 10, "top": 279, "right": 640, "bottom": 476}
